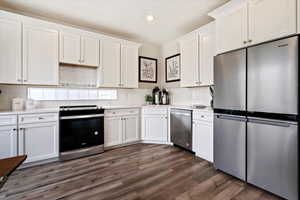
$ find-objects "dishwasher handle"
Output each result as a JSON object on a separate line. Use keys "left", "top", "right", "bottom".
{"left": 171, "top": 112, "right": 191, "bottom": 117}
{"left": 248, "top": 117, "right": 296, "bottom": 127}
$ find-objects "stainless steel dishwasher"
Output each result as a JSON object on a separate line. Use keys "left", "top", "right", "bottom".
{"left": 170, "top": 109, "right": 192, "bottom": 151}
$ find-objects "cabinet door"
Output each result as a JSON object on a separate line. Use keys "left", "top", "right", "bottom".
{"left": 104, "top": 117, "right": 123, "bottom": 147}
{"left": 0, "top": 126, "right": 17, "bottom": 159}
{"left": 199, "top": 24, "right": 215, "bottom": 86}
{"left": 123, "top": 115, "right": 139, "bottom": 143}
{"left": 216, "top": 4, "right": 248, "bottom": 54}
{"left": 180, "top": 34, "right": 199, "bottom": 87}
{"left": 99, "top": 40, "right": 121, "bottom": 87}
{"left": 193, "top": 121, "right": 213, "bottom": 162}
{"left": 19, "top": 122, "right": 58, "bottom": 163}
{"left": 23, "top": 25, "right": 59, "bottom": 85}
{"left": 0, "top": 18, "right": 22, "bottom": 84}
{"left": 143, "top": 115, "right": 167, "bottom": 142}
{"left": 81, "top": 36, "right": 99, "bottom": 67}
{"left": 60, "top": 32, "right": 81, "bottom": 65}
{"left": 249, "top": 0, "right": 296, "bottom": 45}
{"left": 121, "top": 45, "right": 139, "bottom": 88}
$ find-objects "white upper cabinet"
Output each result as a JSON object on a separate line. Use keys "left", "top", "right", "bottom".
{"left": 199, "top": 23, "right": 215, "bottom": 86}
{"left": 81, "top": 36, "right": 99, "bottom": 67}
{"left": 0, "top": 18, "right": 22, "bottom": 84}
{"left": 210, "top": 0, "right": 297, "bottom": 54}
{"left": 121, "top": 44, "right": 139, "bottom": 88}
{"left": 179, "top": 22, "right": 215, "bottom": 87}
{"left": 99, "top": 40, "right": 121, "bottom": 87}
{"left": 214, "top": 3, "right": 248, "bottom": 54}
{"left": 23, "top": 25, "right": 59, "bottom": 85}
{"left": 248, "top": 0, "right": 296, "bottom": 45}
{"left": 60, "top": 32, "right": 81, "bottom": 65}
{"left": 60, "top": 32, "right": 99, "bottom": 67}
{"left": 180, "top": 33, "right": 199, "bottom": 87}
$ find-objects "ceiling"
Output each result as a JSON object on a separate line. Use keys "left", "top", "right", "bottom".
{"left": 0, "top": 0, "right": 230, "bottom": 45}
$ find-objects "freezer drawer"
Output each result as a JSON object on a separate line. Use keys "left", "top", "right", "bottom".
{"left": 248, "top": 36, "right": 298, "bottom": 115}
{"left": 214, "top": 49, "right": 246, "bottom": 111}
{"left": 247, "top": 117, "right": 298, "bottom": 200}
{"left": 214, "top": 114, "right": 246, "bottom": 180}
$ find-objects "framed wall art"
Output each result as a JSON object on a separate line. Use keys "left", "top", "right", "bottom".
{"left": 165, "top": 53, "right": 180, "bottom": 82}
{"left": 139, "top": 56, "right": 157, "bottom": 83}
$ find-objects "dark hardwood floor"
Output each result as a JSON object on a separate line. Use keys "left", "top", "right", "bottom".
{"left": 0, "top": 144, "right": 282, "bottom": 200}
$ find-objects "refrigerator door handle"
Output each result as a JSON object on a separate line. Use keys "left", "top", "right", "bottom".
{"left": 247, "top": 117, "right": 296, "bottom": 127}
{"left": 216, "top": 115, "right": 247, "bottom": 122}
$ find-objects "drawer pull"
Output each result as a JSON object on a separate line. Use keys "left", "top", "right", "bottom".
{"left": 38, "top": 117, "right": 44, "bottom": 120}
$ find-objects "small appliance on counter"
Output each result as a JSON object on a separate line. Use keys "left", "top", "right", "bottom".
{"left": 12, "top": 98, "right": 24, "bottom": 111}
{"left": 152, "top": 87, "right": 161, "bottom": 105}
{"left": 161, "top": 88, "right": 170, "bottom": 105}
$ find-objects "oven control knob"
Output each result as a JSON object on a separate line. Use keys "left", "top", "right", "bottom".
{"left": 94, "top": 131, "right": 99, "bottom": 135}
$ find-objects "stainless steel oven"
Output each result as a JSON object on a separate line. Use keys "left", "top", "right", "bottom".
{"left": 59, "top": 105, "right": 104, "bottom": 161}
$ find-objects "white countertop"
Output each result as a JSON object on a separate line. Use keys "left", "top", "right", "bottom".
{"left": 0, "top": 104, "right": 212, "bottom": 115}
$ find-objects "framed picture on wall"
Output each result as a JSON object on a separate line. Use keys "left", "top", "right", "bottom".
{"left": 139, "top": 56, "right": 157, "bottom": 83}
{"left": 165, "top": 53, "right": 180, "bottom": 82}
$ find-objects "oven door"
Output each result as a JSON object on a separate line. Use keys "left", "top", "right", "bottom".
{"left": 60, "top": 115, "right": 104, "bottom": 152}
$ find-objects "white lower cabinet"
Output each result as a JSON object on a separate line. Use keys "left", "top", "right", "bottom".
{"left": 141, "top": 108, "right": 168, "bottom": 143}
{"left": 104, "top": 116, "right": 123, "bottom": 147}
{"left": 0, "top": 125, "right": 18, "bottom": 159}
{"left": 192, "top": 111, "right": 213, "bottom": 162}
{"left": 19, "top": 122, "right": 59, "bottom": 163}
{"left": 104, "top": 109, "right": 140, "bottom": 147}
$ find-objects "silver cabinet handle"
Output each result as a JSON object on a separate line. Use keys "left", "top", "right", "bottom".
{"left": 243, "top": 41, "right": 247, "bottom": 44}
{"left": 248, "top": 39, "right": 252, "bottom": 43}
{"left": 38, "top": 117, "right": 44, "bottom": 120}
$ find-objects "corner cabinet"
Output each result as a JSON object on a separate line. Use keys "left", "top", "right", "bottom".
{"left": 141, "top": 108, "right": 168, "bottom": 143}
{"left": 179, "top": 22, "right": 215, "bottom": 87}
{"left": 210, "top": 0, "right": 297, "bottom": 54}
{"left": 23, "top": 25, "right": 59, "bottom": 85}
{"left": 104, "top": 109, "right": 140, "bottom": 148}
{"left": 98, "top": 40, "right": 140, "bottom": 88}
{"left": 60, "top": 32, "right": 99, "bottom": 67}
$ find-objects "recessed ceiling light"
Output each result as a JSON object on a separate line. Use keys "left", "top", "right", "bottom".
{"left": 146, "top": 15, "right": 154, "bottom": 22}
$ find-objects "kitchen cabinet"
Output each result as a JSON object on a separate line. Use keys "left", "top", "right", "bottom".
{"left": 104, "top": 116, "right": 123, "bottom": 147}
{"left": 104, "top": 109, "right": 140, "bottom": 147}
{"left": 0, "top": 18, "right": 22, "bottom": 84}
{"left": 141, "top": 108, "right": 168, "bottom": 143}
{"left": 180, "top": 33, "right": 199, "bottom": 87}
{"left": 298, "top": 0, "right": 300, "bottom": 33}
{"left": 192, "top": 111, "right": 213, "bottom": 162}
{"left": 214, "top": 4, "right": 248, "bottom": 54}
{"left": 210, "top": 0, "right": 297, "bottom": 54}
{"left": 99, "top": 41, "right": 140, "bottom": 88}
{"left": 179, "top": 22, "right": 215, "bottom": 87}
{"left": 23, "top": 24, "right": 59, "bottom": 85}
{"left": 248, "top": 0, "right": 296, "bottom": 45}
{"left": 123, "top": 115, "right": 139, "bottom": 143}
{"left": 121, "top": 44, "right": 139, "bottom": 88}
{"left": 19, "top": 121, "right": 59, "bottom": 163}
{"left": 0, "top": 126, "right": 18, "bottom": 159}
{"left": 60, "top": 32, "right": 99, "bottom": 67}
{"left": 99, "top": 40, "right": 121, "bottom": 87}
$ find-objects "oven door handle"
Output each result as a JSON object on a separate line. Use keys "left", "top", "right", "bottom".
{"left": 60, "top": 114, "right": 104, "bottom": 120}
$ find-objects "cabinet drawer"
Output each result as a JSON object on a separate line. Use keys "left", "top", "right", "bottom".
{"left": 0, "top": 115, "right": 17, "bottom": 126}
{"left": 142, "top": 108, "right": 168, "bottom": 115}
{"left": 19, "top": 113, "right": 58, "bottom": 124}
{"left": 193, "top": 111, "right": 213, "bottom": 122}
{"left": 105, "top": 109, "right": 139, "bottom": 117}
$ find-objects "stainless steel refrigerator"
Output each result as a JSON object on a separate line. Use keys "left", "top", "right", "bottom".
{"left": 214, "top": 36, "right": 299, "bottom": 200}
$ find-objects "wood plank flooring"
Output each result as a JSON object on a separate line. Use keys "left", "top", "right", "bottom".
{"left": 0, "top": 144, "right": 282, "bottom": 200}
